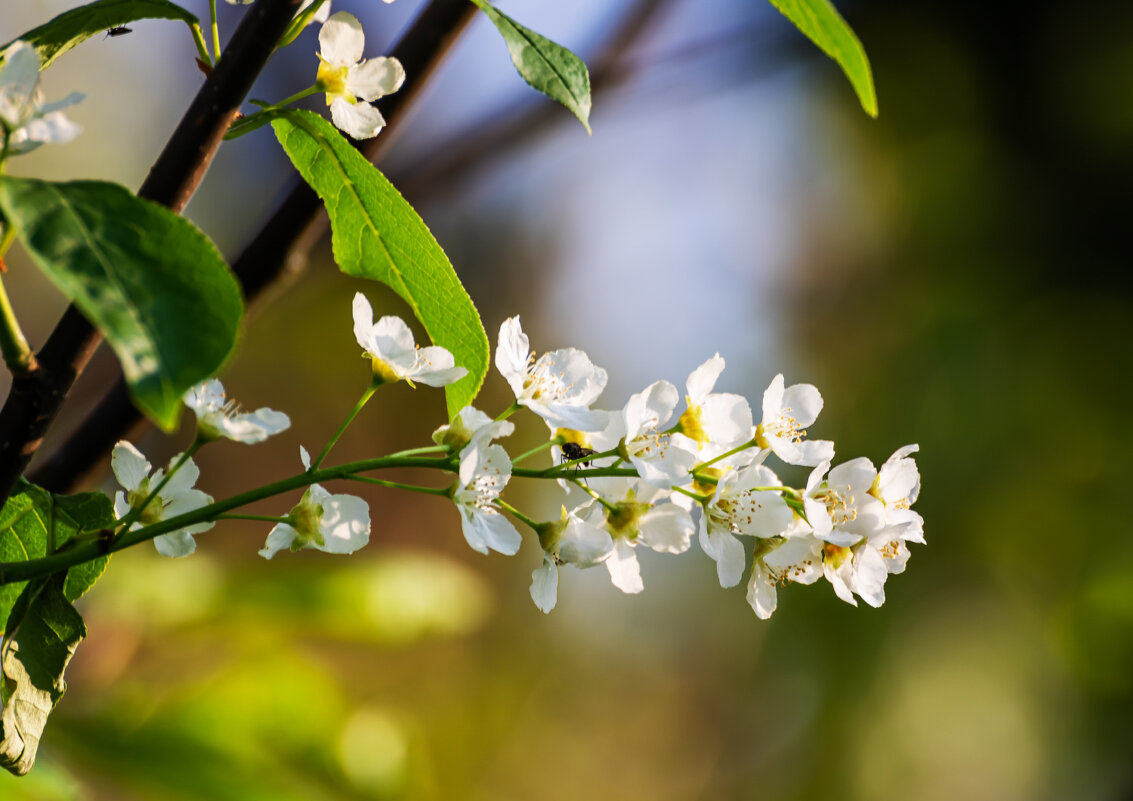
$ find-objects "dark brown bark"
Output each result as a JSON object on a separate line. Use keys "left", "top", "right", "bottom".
{"left": 0, "top": 0, "right": 305, "bottom": 504}
{"left": 30, "top": 0, "right": 478, "bottom": 492}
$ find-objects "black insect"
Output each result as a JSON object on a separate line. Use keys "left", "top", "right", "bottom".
{"left": 560, "top": 442, "right": 596, "bottom": 468}
{"left": 105, "top": 26, "right": 132, "bottom": 38}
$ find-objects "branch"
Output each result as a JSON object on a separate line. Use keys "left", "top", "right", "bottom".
{"left": 29, "top": 0, "right": 478, "bottom": 493}
{"left": 0, "top": 0, "right": 306, "bottom": 505}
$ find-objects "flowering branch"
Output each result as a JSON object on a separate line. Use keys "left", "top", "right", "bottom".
{"left": 0, "top": 0, "right": 305, "bottom": 505}
{"left": 28, "top": 0, "right": 480, "bottom": 495}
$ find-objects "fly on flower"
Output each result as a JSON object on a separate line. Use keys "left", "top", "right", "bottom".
{"left": 559, "top": 442, "right": 596, "bottom": 467}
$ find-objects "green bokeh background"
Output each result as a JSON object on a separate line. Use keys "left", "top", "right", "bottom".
{"left": 3, "top": 0, "right": 1132, "bottom": 798}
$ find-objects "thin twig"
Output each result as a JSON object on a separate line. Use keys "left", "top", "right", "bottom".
{"left": 29, "top": 0, "right": 478, "bottom": 493}
{"left": 0, "top": 0, "right": 305, "bottom": 505}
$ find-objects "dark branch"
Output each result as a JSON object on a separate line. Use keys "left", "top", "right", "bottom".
{"left": 30, "top": 0, "right": 478, "bottom": 493}
{"left": 0, "top": 0, "right": 305, "bottom": 503}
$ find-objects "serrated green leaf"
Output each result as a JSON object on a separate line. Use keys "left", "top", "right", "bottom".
{"left": 767, "top": 0, "right": 877, "bottom": 117}
{"left": 269, "top": 109, "right": 488, "bottom": 418}
{"left": 1, "top": 574, "right": 86, "bottom": 776}
{"left": 2, "top": 0, "right": 199, "bottom": 71}
{"left": 0, "top": 177, "right": 244, "bottom": 431}
{"left": 469, "top": 0, "right": 592, "bottom": 133}
{"left": 0, "top": 481, "right": 114, "bottom": 637}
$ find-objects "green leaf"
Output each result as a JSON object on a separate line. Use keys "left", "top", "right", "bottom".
{"left": 2, "top": 0, "right": 199, "bottom": 71}
{"left": 766, "top": 0, "right": 877, "bottom": 117}
{"left": 0, "top": 177, "right": 244, "bottom": 431}
{"left": 0, "top": 481, "right": 114, "bottom": 637}
{"left": 0, "top": 574, "right": 86, "bottom": 776}
{"left": 269, "top": 109, "right": 489, "bottom": 418}
{"left": 469, "top": 0, "right": 592, "bottom": 133}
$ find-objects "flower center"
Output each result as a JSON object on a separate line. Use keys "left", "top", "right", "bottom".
{"left": 754, "top": 407, "right": 806, "bottom": 448}
{"left": 288, "top": 491, "right": 326, "bottom": 548}
{"left": 678, "top": 400, "right": 709, "bottom": 447}
{"left": 316, "top": 59, "right": 352, "bottom": 104}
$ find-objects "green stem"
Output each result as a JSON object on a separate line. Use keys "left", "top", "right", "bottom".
{"left": 190, "top": 22, "right": 212, "bottom": 66}
{"left": 512, "top": 437, "right": 561, "bottom": 466}
{"left": 312, "top": 383, "right": 378, "bottom": 470}
{"left": 571, "top": 478, "right": 618, "bottom": 513}
{"left": 386, "top": 444, "right": 452, "bottom": 458}
{"left": 0, "top": 273, "right": 35, "bottom": 375}
{"left": 266, "top": 84, "right": 320, "bottom": 110}
{"left": 513, "top": 465, "right": 638, "bottom": 481}
{"left": 218, "top": 513, "right": 292, "bottom": 524}
{"left": 0, "top": 454, "right": 457, "bottom": 586}
{"left": 535, "top": 447, "right": 619, "bottom": 475}
{"left": 277, "top": 0, "right": 329, "bottom": 48}
{"left": 496, "top": 402, "right": 522, "bottom": 422}
{"left": 672, "top": 486, "right": 706, "bottom": 503}
{"left": 496, "top": 499, "right": 540, "bottom": 531}
{"left": 693, "top": 437, "right": 759, "bottom": 474}
{"left": 344, "top": 475, "right": 451, "bottom": 497}
{"left": 209, "top": 0, "right": 221, "bottom": 61}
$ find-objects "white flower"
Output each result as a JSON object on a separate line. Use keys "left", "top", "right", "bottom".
{"left": 872, "top": 444, "right": 924, "bottom": 548}
{"left": 112, "top": 441, "right": 214, "bottom": 558}
{"left": 529, "top": 506, "right": 614, "bottom": 613}
{"left": 0, "top": 42, "right": 83, "bottom": 156}
{"left": 821, "top": 538, "right": 890, "bottom": 608}
{"left": 452, "top": 442, "right": 522, "bottom": 556}
{"left": 495, "top": 316, "right": 608, "bottom": 431}
{"left": 746, "top": 517, "right": 824, "bottom": 619}
{"left": 676, "top": 354, "right": 755, "bottom": 462}
{"left": 700, "top": 462, "right": 793, "bottom": 587}
{"left": 316, "top": 12, "right": 405, "bottom": 139}
{"left": 754, "top": 374, "right": 834, "bottom": 466}
{"left": 184, "top": 379, "right": 291, "bottom": 444}
{"left": 615, "top": 380, "right": 698, "bottom": 488}
{"left": 227, "top": 0, "right": 333, "bottom": 21}
{"left": 802, "top": 458, "right": 886, "bottom": 547}
{"left": 578, "top": 478, "right": 695, "bottom": 594}
{"left": 353, "top": 293, "right": 467, "bottom": 386}
{"left": 433, "top": 405, "right": 514, "bottom": 452}
{"left": 259, "top": 447, "right": 370, "bottom": 558}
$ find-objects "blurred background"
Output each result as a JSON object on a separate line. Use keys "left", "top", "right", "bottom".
{"left": 3, "top": 0, "right": 1133, "bottom": 798}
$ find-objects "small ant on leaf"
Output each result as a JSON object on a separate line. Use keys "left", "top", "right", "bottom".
{"left": 105, "top": 26, "right": 132, "bottom": 38}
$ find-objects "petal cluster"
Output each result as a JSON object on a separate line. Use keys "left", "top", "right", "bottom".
{"left": 0, "top": 42, "right": 83, "bottom": 156}
{"left": 184, "top": 379, "right": 291, "bottom": 444}
{"left": 353, "top": 293, "right": 467, "bottom": 387}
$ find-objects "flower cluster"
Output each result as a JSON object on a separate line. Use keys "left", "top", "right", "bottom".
{"left": 109, "top": 296, "right": 922, "bottom": 624}
{"left": 465, "top": 316, "right": 925, "bottom": 618}
{"left": 0, "top": 41, "right": 83, "bottom": 157}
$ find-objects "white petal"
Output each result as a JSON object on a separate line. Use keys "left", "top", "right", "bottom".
{"left": 161, "top": 454, "right": 201, "bottom": 497}
{"left": 829, "top": 457, "right": 877, "bottom": 495}
{"left": 468, "top": 509, "right": 521, "bottom": 555}
{"left": 319, "top": 11, "right": 365, "bottom": 66}
{"left": 746, "top": 562, "right": 778, "bottom": 619}
{"left": 638, "top": 506, "right": 694, "bottom": 554}
{"left": 329, "top": 96, "right": 385, "bottom": 139}
{"left": 347, "top": 57, "right": 405, "bottom": 101}
{"left": 558, "top": 517, "right": 613, "bottom": 566}
{"left": 761, "top": 374, "right": 786, "bottom": 423}
{"left": 494, "top": 316, "right": 530, "bottom": 398}
{"left": 259, "top": 523, "right": 298, "bottom": 559}
{"left": 154, "top": 530, "right": 197, "bottom": 558}
{"left": 183, "top": 378, "right": 225, "bottom": 415}
{"left": 700, "top": 526, "right": 746, "bottom": 588}
{"left": 317, "top": 493, "right": 371, "bottom": 554}
{"left": 458, "top": 507, "right": 489, "bottom": 555}
{"left": 299, "top": 445, "right": 312, "bottom": 470}
{"left": 17, "top": 111, "right": 81, "bottom": 148}
{"left": 852, "top": 546, "right": 888, "bottom": 607}
{"left": 781, "top": 382, "right": 823, "bottom": 428}
{"left": 698, "top": 393, "right": 753, "bottom": 448}
{"left": 111, "top": 441, "right": 151, "bottom": 492}
{"left": 685, "top": 353, "right": 724, "bottom": 403}
{"left": 624, "top": 380, "right": 678, "bottom": 439}
{"left": 530, "top": 557, "right": 559, "bottom": 613}
{"left": 605, "top": 539, "right": 643, "bottom": 594}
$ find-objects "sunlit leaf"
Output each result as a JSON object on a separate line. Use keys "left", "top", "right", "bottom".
{"left": 0, "top": 575, "right": 86, "bottom": 776}
{"left": 0, "top": 177, "right": 243, "bottom": 431}
{"left": 269, "top": 109, "right": 488, "bottom": 418}
{"left": 0, "top": 481, "right": 113, "bottom": 637}
{"left": 2, "top": 0, "right": 199, "bottom": 70}
{"left": 469, "top": 0, "right": 592, "bottom": 133}
{"left": 767, "top": 0, "right": 877, "bottom": 117}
